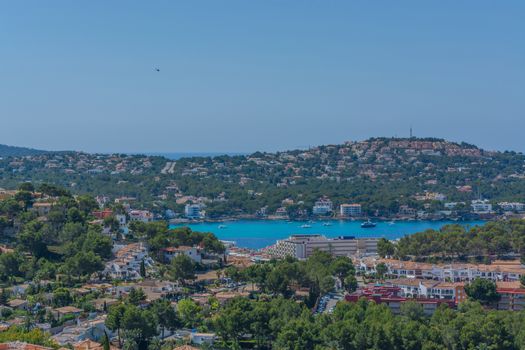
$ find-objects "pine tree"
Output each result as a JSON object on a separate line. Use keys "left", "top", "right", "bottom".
{"left": 0, "top": 288, "right": 9, "bottom": 305}
{"left": 102, "top": 331, "right": 110, "bottom": 350}
{"left": 140, "top": 259, "right": 146, "bottom": 278}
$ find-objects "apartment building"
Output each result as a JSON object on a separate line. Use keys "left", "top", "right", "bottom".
{"left": 357, "top": 257, "right": 525, "bottom": 282}
{"left": 312, "top": 198, "right": 333, "bottom": 215}
{"left": 497, "top": 281, "right": 525, "bottom": 311}
{"left": 345, "top": 285, "right": 454, "bottom": 315}
{"left": 185, "top": 204, "right": 204, "bottom": 219}
{"left": 340, "top": 204, "right": 362, "bottom": 217}
{"left": 264, "top": 234, "right": 378, "bottom": 259}
{"left": 498, "top": 202, "right": 525, "bottom": 212}
{"left": 385, "top": 278, "right": 467, "bottom": 304}
{"left": 471, "top": 199, "right": 493, "bottom": 214}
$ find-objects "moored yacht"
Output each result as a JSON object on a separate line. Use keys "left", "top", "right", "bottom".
{"left": 361, "top": 219, "right": 376, "bottom": 228}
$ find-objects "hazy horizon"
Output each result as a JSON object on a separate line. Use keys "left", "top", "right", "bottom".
{"left": 3, "top": 135, "right": 524, "bottom": 156}
{"left": 1, "top": 1, "right": 524, "bottom": 153}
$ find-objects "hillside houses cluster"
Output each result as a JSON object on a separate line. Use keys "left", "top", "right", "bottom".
{"left": 103, "top": 243, "right": 153, "bottom": 280}
{"left": 0, "top": 277, "right": 209, "bottom": 347}
{"left": 21, "top": 198, "right": 155, "bottom": 238}
{"left": 347, "top": 279, "right": 525, "bottom": 314}
{"left": 153, "top": 139, "right": 525, "bottom": 219}
{"left": 2, "top": 138, "right": 525, "bottom": 220}
{"left": 345, "top": 257, "right": 525, "bottom": 314}
{"left": 1, "top": 153, "right": 155, "bottom": 176}
{"left": 0, "top": 243, "right": 242, "bottom": 349}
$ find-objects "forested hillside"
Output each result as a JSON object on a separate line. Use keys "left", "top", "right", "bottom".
{"left": 0, "top": 144, "right": 48, "bottom": 157}
{"left": 1, "top": 138, "right": 525, "bottom": 218}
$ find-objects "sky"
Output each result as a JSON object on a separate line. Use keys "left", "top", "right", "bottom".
{"left": 1, "top": 1, "right": 524, "bottom": 154}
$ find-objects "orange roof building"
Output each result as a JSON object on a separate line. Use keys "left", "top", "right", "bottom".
{"left": 0, "top": 343, "right": 53, "bottom": 350}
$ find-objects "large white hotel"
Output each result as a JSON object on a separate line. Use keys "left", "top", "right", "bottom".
{"left": 264, "top": 234, "right": 378, "bottom": 260}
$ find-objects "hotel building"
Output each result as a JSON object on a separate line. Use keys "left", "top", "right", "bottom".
{"left": 264, "top": 234, "right": 378, "bottom": 259}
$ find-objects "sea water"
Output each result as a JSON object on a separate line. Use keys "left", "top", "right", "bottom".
{"left": 169, "top": 219, "right": 484, "bottom": 249}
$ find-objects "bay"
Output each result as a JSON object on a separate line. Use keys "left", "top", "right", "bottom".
{"left": 170, "top": 220, "right": 485, "bottom": 249}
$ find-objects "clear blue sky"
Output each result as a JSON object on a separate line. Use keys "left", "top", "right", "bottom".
{"left": 1, "top": 1, "right": 524, "bottom": 153}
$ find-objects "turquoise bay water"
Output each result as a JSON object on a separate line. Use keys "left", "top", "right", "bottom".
{"left": 170, "top": 220, "right": 485, "bottom": 249}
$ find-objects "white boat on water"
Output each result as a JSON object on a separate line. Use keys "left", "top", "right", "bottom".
{"left": 301, "top": 224, "right": 312, "bottom": 228}
{"left": 218, "top": 225, "right": 227, "bottom": 229}
{"left": 323, "top": 222, "right": 332, "bottom": 226}
{"left": 388, "top": 221, "right": 395, "bottom": 225}
{"left": 361, "top": 220, "right": 376, "bottom": 228}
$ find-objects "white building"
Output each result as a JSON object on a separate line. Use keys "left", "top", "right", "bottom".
{"left": 312, "top": 198, "right": 333, "bottom": 215}
{"left": 190, "top": 332, "right": 216, "bottom": 346}
{"left": 265, "top": 234, "right": 377, "bottom": 260}
{"left": 51, "top": 316, "right": 110, "bottom": 345}
{"left": 103, "top": 243, "right": 153, "bottom": 280}
{"left": 185, "top": 204, "right": 204, "bottom": 219}
{"left": 385, "top": 278, "right": 466, "bottom": 303}
{"left": 356, "top": 258, "right": 525, "bottom": 283}
{"left": 95, "top": 196, "right": 110, "bottom": 208}
{"left": 129, "top": 210, "right": 153, "bottom": 223}
{"left": 498, "top": 202, "right": 525, "bottom": 212}
{"left": 340, "top": 204, "right": 362, "bottom": 217}
{"left": 444, "top": 202, "right": 465, "bottom": 210}
{"left": 161, "top": 246, "right": 202, "bottom": 263}
{"left": 433, "top": 193, "right": 447, "bottom": 201}
{"left": 115, "top": 214, "right": 129, "bottom": 235}
{"left": 471, "top": 199, "right": 493, "bottom": 214}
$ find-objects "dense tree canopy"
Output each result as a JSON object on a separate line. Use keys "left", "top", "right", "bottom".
{"left": 465, "top": 278, "right": 501, "bottom": 305}
{"left": 392, "top": 219, "right": 525, "bottom": 262}
{"left": 0, "top": 185, "right": 113, "bottom": 284}
{"left": 188, "top": 295, "right": 525, "bottom": 349}
{"left": 3, "top": 138, "right": 525, "bottom": 219}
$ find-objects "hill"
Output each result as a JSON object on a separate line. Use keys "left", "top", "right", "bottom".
{"left": 0, "top": 137, "right": 525, "bottom": 219}
{"left": 0, "top": 144, "right": 49, "bottom": 157}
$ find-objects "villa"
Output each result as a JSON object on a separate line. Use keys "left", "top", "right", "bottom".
{"left": 161, "top": 246, "right": 202, "bottom": 263}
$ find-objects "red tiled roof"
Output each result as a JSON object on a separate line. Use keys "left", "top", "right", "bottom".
{"left": 0, "top": 343, "right": 53, "bottom": 350}
{"left": 162, "top": 246, "right": 193, "bottom": 252}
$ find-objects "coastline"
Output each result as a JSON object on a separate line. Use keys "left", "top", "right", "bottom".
{"left": 169, "top": 218, "right": 486, "bottom": 250}
{"left": 169, "top": 216, "right": 487, "bottom": 225}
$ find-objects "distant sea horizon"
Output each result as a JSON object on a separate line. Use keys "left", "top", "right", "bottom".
{"left": 145, "top": 152, "right": 247, "bottom": 160}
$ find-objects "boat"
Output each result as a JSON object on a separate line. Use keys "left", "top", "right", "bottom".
{"left": 323, "top": 222, "right": 332, "bottom": 226}
{"left": 301, "top": 224, "right": 312, "bottom": 228}
{"left": 388, "top": 221, "right": 395, "bottom": 225}
{"left": 361, "top": 220, "right": 376, "bottom": 228}
{"left": 218, "top": 225, "right": 227, "bottom": 229}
